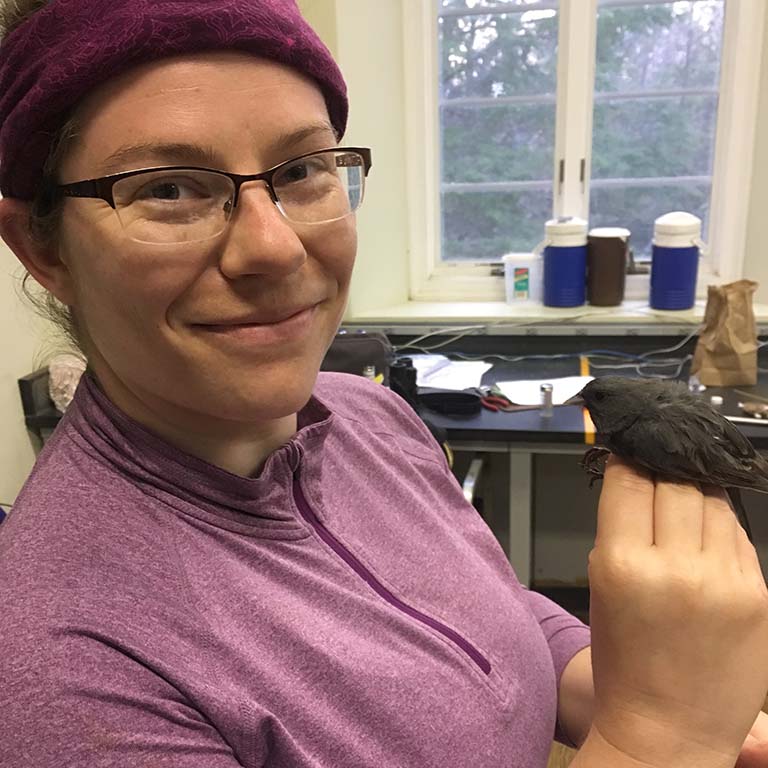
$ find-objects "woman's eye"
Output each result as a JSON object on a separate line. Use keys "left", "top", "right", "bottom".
{"left": 283, "top": 163, "right": 311, "bottom": 183}
{"left": 146, "top": 182, "right": 182, "bottom": 200}
{"left": 280, "top": 157, "right": 332, "bottom": 185}
{"left": 134, "top": 178, "right": 208, "bottom": 202}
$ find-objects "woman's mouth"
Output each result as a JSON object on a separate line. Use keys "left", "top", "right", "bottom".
{"left": 194, "top": 304, "right": 319, "bottom": 346}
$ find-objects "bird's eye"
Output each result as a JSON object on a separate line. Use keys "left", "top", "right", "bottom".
{"left": 594, "top": 391, "right": 606, "bottom": 402}
{"left": 656, "top": 394, "right": 665, "bottom": 402}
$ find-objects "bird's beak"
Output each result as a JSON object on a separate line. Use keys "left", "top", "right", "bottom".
{"left": 563, "top": 393, "right": 585, "bottom": 406}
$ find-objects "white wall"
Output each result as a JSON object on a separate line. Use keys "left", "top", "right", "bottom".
{"left": 742, "top": 6, "right": 768, "bottom": 301}
{"left": 298, "top": 0, "right": 411, "bottom": 316}
{"left": 0, "top": 243, "right": 55, "bottom": 504}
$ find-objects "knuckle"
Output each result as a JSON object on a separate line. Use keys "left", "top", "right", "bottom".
{"left": 602, "top": 465, "right": 653, "bottom": 496}
{"left": 657, "top": 477, "right": 701, "bottom": 499}
{"left": 588, "top": 545, "right": 643, "bottom": 589}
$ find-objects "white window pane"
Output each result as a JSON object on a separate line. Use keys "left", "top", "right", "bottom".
{"left": 596, "top": 1, "right": 724, "bottom": 91}
{"left": 442, "top": 188, "right": 552, "bottom": 260}
{"left": 592, "top": 94, "right": 718, "bottom": 178}
{"left": 590, "top": 0, "right": 725, "bottom": 257}
{"left": 443, "top": 103, "right": 555, "bottom": 182}
{"left": 590, "top": 182, "right": 711, "bottom": 256}
{"left": 439, "top": 11, "right": 558, "bottom": 99}
{"left": 438, "top": 3, "right": 559, "bottom": 261}
{"left": 441, "top": 0, "right": 556, "bottom": 12}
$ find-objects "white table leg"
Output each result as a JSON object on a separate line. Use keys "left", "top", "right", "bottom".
{"left": 508, "top": 450, "right": 533, "bottom": 586}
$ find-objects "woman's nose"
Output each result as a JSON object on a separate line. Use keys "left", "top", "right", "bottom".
{"left": 217, "top": 182, "right": 307, "bottom": 279}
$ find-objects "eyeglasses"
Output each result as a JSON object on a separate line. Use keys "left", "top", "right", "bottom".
{"left": 52, "top": 147, "right": 372, "bottom": 245}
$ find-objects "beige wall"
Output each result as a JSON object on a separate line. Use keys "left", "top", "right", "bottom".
{"left": 298, "top": 0, "right": 411, "bottom": 315}
{"left": 742, "top": 6, "right": 768, "bottom": 301}
{"left": 297, "top": 0, "right": 337, "bottom": 56}
{"left": 0, "top": 243, "right": 54, "bottom": 504}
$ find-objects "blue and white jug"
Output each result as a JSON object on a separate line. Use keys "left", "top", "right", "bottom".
{"left": 536, "top": 217, "right": 588, "bottom": 308}
{"left": 650, "top": 211, "right": 705, "bottom": 310}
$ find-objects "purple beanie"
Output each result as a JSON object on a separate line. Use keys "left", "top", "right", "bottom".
{"left": 0, "top": 0, "right": 348, "bottom": 200}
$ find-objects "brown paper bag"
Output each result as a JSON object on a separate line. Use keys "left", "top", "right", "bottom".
{"left": 691, "top": 279, "right": 758, "bottom": 386}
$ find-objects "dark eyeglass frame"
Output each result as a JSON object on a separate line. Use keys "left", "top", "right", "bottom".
{"left": 52, "top": 146, "right": 373, "bottom": 210}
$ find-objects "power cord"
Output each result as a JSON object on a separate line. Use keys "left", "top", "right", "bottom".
{"left": 395, "top": 323, "right": 768, "bottom": 383}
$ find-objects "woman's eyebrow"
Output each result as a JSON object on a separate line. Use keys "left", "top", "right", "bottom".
{"left": 269, "top": 121, "right": 338, "bottom": 153}
{"left": 98, "top": 142, "right": 222, "bottom": 174}
{"left": 97, "top": 122, "right": 337, "bottom": 175}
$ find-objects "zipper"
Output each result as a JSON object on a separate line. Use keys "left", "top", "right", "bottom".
{"left": 290, "top": 464, "right": 491, "bottom": 676}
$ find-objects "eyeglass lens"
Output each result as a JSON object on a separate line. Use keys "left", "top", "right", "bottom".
{"left": 111, "top": 150, "right": 366, "bottom": 244}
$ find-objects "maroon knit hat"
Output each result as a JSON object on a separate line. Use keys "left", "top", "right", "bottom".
{"left": 0, "top": 0, "right": 348, "bottom": 200}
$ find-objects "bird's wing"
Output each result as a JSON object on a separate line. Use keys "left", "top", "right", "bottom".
{"left": 605, "top": 403, "right": 768, "bottom": 493}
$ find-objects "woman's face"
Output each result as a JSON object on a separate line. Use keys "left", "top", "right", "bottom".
{"left": 55, "top": 52, "right": 356, "bottom": 427}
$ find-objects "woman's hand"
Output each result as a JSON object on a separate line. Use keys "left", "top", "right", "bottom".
{"left": 586, "top": 458, "right": 768, "bottom": 768}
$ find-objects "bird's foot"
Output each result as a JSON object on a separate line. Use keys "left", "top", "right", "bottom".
{"left": 580, "top": 447, "right": 611, "bottom": 487}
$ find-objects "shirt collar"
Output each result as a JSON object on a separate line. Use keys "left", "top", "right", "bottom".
{"left": 63, "top": 373, "right": 335, "bottom": 536}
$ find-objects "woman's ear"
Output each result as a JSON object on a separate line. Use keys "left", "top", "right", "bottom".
{"left": 0, "top": 197, "right": 77, "bottom": 306}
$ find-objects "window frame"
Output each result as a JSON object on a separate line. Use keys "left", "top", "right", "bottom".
{"left": 402, "top": 0, "right": 765, "bottom": 303}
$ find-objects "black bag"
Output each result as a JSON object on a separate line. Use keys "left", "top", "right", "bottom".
{"left": 321, "top": 330, "right": 394, "bottom": 383}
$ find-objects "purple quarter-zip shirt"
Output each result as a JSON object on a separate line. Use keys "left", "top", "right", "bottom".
{"left": 0, "top": 372, "right": 590, "bottom": 767}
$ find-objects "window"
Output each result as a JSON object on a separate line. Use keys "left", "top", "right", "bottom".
{"left": 439, "top": 1, "right": 559, "bottom": 261}
{"left": 403, "top": 0, "right": 765, "bottom": 301}
{"left": 589, "top": 1, "right": 724, "bottom": 256}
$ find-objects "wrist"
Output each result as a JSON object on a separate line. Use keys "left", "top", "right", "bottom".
{"left": 573, "top": 725, "right": 737, "bottom": 768}
{"left": 558, "top": 646, "right": 595, "bottom": 748}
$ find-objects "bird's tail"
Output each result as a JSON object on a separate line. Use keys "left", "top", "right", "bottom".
{"left": 726, "top": 487, "right": 754, "bottom": 543}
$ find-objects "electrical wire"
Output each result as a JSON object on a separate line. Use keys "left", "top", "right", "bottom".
{"left": 392, "top": 310, "right": 630, "bottom": 354}
{"left": 394, "top": 325, "right": 487, "bottom": 351}
{"left": 589, "top": 355, "right": 693, "bottom": 380}
{"left": 734, "top": 389, "right": 768, "bottom": 404}
{"left": 637, "top": 325, "right": 703, "bottom": 357}
{"left": 395, "top": 321, "right": 768, "bottom": 384}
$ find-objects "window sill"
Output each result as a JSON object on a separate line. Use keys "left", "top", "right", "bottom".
{"left": 345, "top": 299, "right": 768, "bottom": 334}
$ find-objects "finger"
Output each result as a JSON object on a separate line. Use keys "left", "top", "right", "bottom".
{"left": 702, "top": 484, "right": 739, "bottom": 560}
{"left": 653, "top": 478, "right": 704, "bottom": 553}
{"left": 596, "top": 456, "right": 654, "bottom": 547}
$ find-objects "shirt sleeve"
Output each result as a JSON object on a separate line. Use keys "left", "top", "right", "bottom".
{"left": 1, "top": 620, "right": 246, "bottom": 768}
{"left": 522, "top": 587, "right": 592, "bottom": 747}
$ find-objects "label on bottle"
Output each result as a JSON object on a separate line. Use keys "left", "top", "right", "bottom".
{"left": 513, "top": 267, "right": 530, "bottom": 299}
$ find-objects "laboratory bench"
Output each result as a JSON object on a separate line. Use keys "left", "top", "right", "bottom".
{"left": 377, "top": 326, "right": 768, "bottom": 616}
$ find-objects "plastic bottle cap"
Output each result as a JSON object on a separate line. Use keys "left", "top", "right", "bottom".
{"left": 545, "top": 216, "right": 588, "bottom": 236}
{"left": 588, "top": 227, "right": 630, "bottom": 239}
{"left": 502, "top": 252, "right": 540, "bottom": 263}
{"left": 653, "top": 211, "right": 702, "bottom": 237}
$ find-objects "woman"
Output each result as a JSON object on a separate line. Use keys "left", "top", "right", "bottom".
{"left": 0, "top": 1, "right": 767, "bottom": 766}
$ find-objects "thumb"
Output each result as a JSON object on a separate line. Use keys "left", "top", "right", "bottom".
{"left": 735, "top": 733, "right": 768, "bottom": 768}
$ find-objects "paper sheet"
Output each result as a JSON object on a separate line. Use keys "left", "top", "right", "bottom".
{"left": 409, "top": 354, "right": 492, "bottom": 391}
{"left": 494, "top": 375, "right": 593, "bottom": 405}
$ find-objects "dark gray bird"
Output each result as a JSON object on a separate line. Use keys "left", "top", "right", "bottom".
{"left": 567, "top": 376, "right": 768, "bottom": 540}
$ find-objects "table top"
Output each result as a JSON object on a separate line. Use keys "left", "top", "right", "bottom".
{"left": 21, "top": 353, "right": 768, "bottom": 450}
{"left": 419, "top": 358, "right": 768, "bottom": 449}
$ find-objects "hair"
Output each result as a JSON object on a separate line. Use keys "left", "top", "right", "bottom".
{"left": 2, "top": 0, "right": 84, "bottom": 352}
{"left": 0, "top": 0, "right": 48, "bottom": 36}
